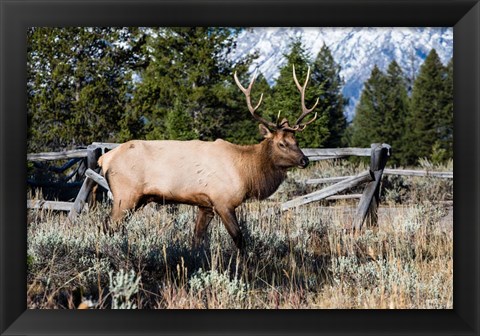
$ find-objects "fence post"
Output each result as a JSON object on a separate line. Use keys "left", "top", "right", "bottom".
{"left": 352, "top": 143, "right": 391, "bottom": 230}
{"left": 68, "top": 144, "right": 102, "bottom": 221}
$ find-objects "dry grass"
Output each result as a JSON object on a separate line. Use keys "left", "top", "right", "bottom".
{"left": 27, "top": 159, "right": 453, "bottom": 309}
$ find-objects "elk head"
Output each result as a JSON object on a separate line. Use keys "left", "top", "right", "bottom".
{"left": 234, "top": 65, "right": 319, "bottom": 169}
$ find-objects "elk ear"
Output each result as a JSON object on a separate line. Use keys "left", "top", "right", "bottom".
{"left": 258, "top": 124, "right": 273, "bottom": 138}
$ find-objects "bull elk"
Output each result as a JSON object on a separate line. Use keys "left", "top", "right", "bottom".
{"left": 98, "top": 65, "right": 319, "bottom": 249}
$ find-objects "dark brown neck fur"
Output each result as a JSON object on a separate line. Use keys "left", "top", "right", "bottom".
{"left": 233, "top": 139, "right": 287, "bottom": 200}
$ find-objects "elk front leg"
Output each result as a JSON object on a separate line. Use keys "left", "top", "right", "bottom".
{"left": 193, "top": 206, "right": 214, "bottom": 248}
{"left": 215, "top": 207, "right": 243, "bottom": 250}
{"left": 104, "top": 194, "right": 138, "bottom": 234}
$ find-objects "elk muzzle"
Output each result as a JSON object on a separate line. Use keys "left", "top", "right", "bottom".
{"left": 299, "top": 155, "right": 309, "bottom": 169}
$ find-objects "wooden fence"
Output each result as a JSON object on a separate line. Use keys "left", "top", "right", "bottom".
{"left": 280, "top": 143, "right": 391, "bottom": 229}
{"left": 27, "top": 142, "right": 453, "bottom": 230}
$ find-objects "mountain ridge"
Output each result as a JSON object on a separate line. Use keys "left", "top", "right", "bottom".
{"left": 231, "top": 27, "right": 453, "bottom": 120}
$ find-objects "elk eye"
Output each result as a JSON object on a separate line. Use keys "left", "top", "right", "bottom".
{"left": 279, "top": 142, "right": 287, "bottom": 149}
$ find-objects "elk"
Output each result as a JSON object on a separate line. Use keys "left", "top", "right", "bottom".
{"left": 98, "top": 65, "right": 319, "bottom": 249}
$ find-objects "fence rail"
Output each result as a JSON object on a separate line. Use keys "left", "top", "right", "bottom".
{"left": 27, "top": 143, "right": 120, "bottom": 162}
{"left": 302, "top": 147, "right": 372, "bottom": 160}
{"left": 28, "top": 200, "right": 86, "bottom": 212}
{"left": 282, "top": 171, "right": 372, "bottom": 210}
{"left": 27, "top": 145, "right": 373, "bottom": 162}
{"left": 305, "top": 169, "right": 453, "bottom": 185}
{"left": 384, "top": 169, "right": 453, "bottom": 179}
{"left": 27, "top": 149, "right": 89, "bottom": 162}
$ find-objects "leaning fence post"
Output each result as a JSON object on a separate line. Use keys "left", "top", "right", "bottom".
{"left": 68, "top": 144, "right": 102, "bottom": 221}
{"left": 352, "top": 143, "right": 391, "bottom": 231}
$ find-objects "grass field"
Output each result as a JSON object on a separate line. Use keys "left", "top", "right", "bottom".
{"left": 27, "top": 159, "right": 453, "bottom": 309}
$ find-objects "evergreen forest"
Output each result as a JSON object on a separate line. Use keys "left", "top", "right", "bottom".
{"left": 27, "top": 27, "right": 453, "bottom": 166}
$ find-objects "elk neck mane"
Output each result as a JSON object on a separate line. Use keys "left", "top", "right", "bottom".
{"left": 231, "top": 139, "right": 287, "bottom": 200}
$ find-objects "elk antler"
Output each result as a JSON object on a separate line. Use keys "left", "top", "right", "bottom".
{"left": 282, "top": 65, "right": 319, "bottom": 132}
{"left": 234, "top": 70, "right": 276, "bottom": 129}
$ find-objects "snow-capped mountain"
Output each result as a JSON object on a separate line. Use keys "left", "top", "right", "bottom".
{"left": 231, "top": 27, "right": 453, "bottom": 120}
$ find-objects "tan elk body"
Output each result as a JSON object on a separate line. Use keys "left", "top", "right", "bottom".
{"left": 99, "top": 66, "right": 319, "bottom": 249}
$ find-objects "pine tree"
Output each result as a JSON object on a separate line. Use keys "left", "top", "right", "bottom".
{"left": 405, "top": 49, "right": 447, "bottom": 164}
{"left": 165, "top": 98, "right": 197, "bottom": 140}
{"left": 268, "top": 38, "right": 329, "bottom": 148}
{"left": 384, "top": 60, "right": 410, "bottom": 166}
{"left": 311, "top": 44, "right": 348, "bottom": 148}
{"left": 349, "top": 65, "right": 388, "bottom": 147}
{"left": 129, "top": 27, "right": 256, "bottom": 142}
{"left": 437, "top": 57, "right": 453, "bottom": 161}
{"left": 406, "top": 45, "right": 419, "bottom": 96}
{"left": 27, "top": 27, "right": 144, "bottom": 152}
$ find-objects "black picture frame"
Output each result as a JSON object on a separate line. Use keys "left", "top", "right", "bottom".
{"left": 1, "top": 0, "right": 478, "bottom": 335}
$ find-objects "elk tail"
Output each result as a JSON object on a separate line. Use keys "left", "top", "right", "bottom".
{"left": 97, "top": 155, "right": 104, "bottom": 167}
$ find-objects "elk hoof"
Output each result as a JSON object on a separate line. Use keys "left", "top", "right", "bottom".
{"left": 234, "top": 235, "right": 244, "bottom": 250}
